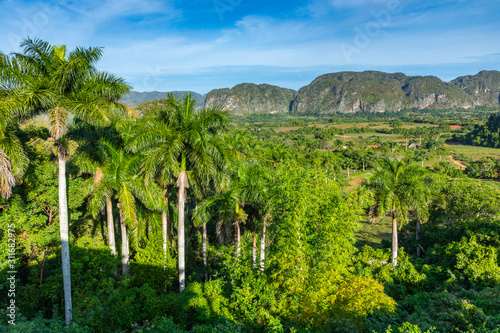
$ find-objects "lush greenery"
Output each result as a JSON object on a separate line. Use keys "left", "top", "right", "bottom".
{"left": 1, "top": 39, "right": 500, "bottom": 333}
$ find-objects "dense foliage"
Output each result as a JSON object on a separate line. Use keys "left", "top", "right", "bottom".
{"left": 462, "top": 113, "right": 500, "bottom": 148}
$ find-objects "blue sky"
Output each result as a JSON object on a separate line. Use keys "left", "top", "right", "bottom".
{"left": 1, "top": 0, "right": 499, "bottom": 94}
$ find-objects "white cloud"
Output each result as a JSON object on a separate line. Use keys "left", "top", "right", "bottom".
{"left": 330, "top": 0, "right": 388, "bottom": 8}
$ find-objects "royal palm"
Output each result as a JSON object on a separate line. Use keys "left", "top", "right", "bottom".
{"left": 128, "top": 93, "right": 228, "bottom": 291}
{"left": 365, "top": 157, "right": 429, "bottom": 267}
{"left": 88, "top": 140, "right": 162, "bottom": 275}
{"left": 0, "top": 38, "right": 130, "bottom": 325}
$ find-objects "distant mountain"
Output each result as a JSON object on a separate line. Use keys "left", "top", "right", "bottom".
{"left": 121, "top": 91, "right": 205, "bottom": 107}
{"left": 204, "top": 83, "right": 297, "bottom": 115}
{"left": 291, "top": 71, "right": 478, "bottom": 114}
{"left": 451, "top": 70, "right": 500, "bottom": 106}
{"left": 129, "top": 70, "right": 500, "bottom": 115}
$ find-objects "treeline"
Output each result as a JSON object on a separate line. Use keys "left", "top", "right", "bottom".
{"left": 461, "top": 113, "right": 500, "bottom": 148}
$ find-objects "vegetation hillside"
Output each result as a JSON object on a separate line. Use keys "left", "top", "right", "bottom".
{"left": 204, "top": 71, "right": 500, "bottom": 115}
{"left": 204, "top": 83, "right": 297, "bottom": 115}
{"left": 292, "top": 71, "right": 478, "bottom": 114}
{"left": 292, "top": 71, "right": 409, "bottom": 113}
{"left": 451, "top": 70, "right": 500, "bottom": 106}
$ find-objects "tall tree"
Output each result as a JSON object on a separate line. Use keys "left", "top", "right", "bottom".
{"left": 72, "top": 121, "right": 128, "bottom": 258}
{"left": 0, "top": 38, "right": 130, "bottom": 325}
{"left": 128, "top": 93, "right": 228, "bottom": 292}
{"left": 194, "top": 162, "right": 268, "bottom": 261}
{"left": 0, "top": 76, "right": 29, "bottom": 198}
{"left": 88, "top": 141, "right": 162, "bottom": 276}
{"left": 415, "top": 149, "right": 429, "bottom": 167}
{"left": 124, "top": 109, "right": 180, "bottom": 272}
{"left": 365, "top": 157, "right": 429, "bottom": 267}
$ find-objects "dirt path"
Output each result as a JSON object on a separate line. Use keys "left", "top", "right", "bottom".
{"left": 345, "top": 177, "right": 364, "bottom": 191}
{"left": 448, "top": 155, "right": 466, "bottom": 170}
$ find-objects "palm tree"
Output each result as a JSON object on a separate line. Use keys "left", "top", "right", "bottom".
{"left": 344, "top": 158, "right": 355, "bottom": 178}
{"left": 194, "top": 162, "right": 268, "bottom": 261}
{"left": 125, "top": 110, "right": 180, "bottom": 274}
{"left": 88, "top": 141, "right": 162, "bottom": 276}
{"left": 128, "top": 93, "right": 228, "bottom": 292}
{"left": 0, "top": 38, "right": 130, "bottom": 324}
{"left": 365, "top": 157, "right": 429, "bottom": 267}
{"left": 72, "top": 121, "right": 128, "bottom": 258}
{"left": 388, "top": 141, "right": 399, "bottom": 154}
{"left": 359, "top": 151, "right": 374, "bottom": 172}
{"left": 401, "top": 131, "right": 411, "bottom": 151}
{"left": 415, "top": 149, "right": 429, "bottom": 167}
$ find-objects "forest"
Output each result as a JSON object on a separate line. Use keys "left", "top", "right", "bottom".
{"left": 1, "top": 39, "right": 500, "bottom": 333}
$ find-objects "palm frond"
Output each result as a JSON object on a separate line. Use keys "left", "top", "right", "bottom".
{"left": 48, "top": 107, "right": 69, "bottom": 140}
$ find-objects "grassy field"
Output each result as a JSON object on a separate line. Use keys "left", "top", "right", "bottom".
{"left": 355, "top": 217, "right": 392, "bottom": 249}
{"left": 275, "top": 122, "right": 440, "bottom": 132}
{"left": 446, "top": 143, "right": 500, "bottom": 159}
{"left": 343, "top": 172, "right": 393, "bottom": 249}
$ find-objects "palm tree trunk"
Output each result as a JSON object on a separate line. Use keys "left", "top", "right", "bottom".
{"left": 392, "top": 210, "right": 398, "bottom": 268}
{"left": 260, "top": 214, "right": 269, "bottom": 272}
{"left": 162, "top": 190, "right": 169, "bottom": 270}
{"left": 118, "top": 205, "right": 130, "bottom": 277}
{"left": 176, "top": 169, "right": 188, "bottom": 292}
{"left": 57, "top": 144, "right": 72, "bottom": 326}
{"left": 106, "top": 197, "right": 116, "bottom": 256}
{"left": 416, "top": 218, "right": 421, "bottom": 257}
{"left": 162, "top": 210, "right": 168, "bottom": 256}
{"left": 233, "top": 220, "right": 241, "bottom": 257}
{"left": 347, "top": 166, "right": 350, "bottom": 178}
{"left": 252, "top": 229, "right": 257, "bottom": 269}
{"left": 202, "top": 222, "right": 208, "bottom": 281}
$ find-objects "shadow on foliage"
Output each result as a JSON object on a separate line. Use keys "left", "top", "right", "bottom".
{"left": 0, "top": 244, "right": 237, "bottom": 333}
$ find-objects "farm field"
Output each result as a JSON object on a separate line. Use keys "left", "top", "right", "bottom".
{"left": 446, "top": 142, "right": 500, "bottom": 159}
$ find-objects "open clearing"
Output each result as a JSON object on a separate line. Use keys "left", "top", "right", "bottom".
{"left": 445, "top": 143, "right": 500, "bottom": 159}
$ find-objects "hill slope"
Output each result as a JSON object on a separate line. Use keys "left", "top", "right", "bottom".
{"left": 451, "top": 70, "right": 500, "bottom": 106}
{"left": 132, "top": 70, "right": 500, "bottom": 115}
{"left": 204, "top": 83, "right": 297, "bottom": 115}
{"left": 291, "top": 71, "right": 478, "bottom": 114}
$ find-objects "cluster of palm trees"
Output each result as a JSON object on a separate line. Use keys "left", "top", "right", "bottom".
{"left": 0, "top": 38, "right": 269, "bottom": 326}
{"left": 1, "top": 38, "right": 130, "bottom": 325}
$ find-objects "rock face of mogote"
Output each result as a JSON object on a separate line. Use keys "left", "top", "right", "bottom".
{"left": 291, "top": 71, "right": 483, "bottom": 114}
{"left": 451, "top": 70, "right": 500, "bottom": 106}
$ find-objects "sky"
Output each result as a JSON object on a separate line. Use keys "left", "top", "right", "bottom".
{"left": 1, "top": 0, "right": 500, "bottom": 94}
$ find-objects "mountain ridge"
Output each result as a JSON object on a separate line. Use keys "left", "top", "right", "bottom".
{"left": 125, "top": 70, "right": 500, "bottom": 114}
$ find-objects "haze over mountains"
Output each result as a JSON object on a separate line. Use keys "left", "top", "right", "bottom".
{"left": 124, "top": 70, "right": 500, "bottom": 114}
{"left": 121, "top": 91, "right": 205, "bottom": 108}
